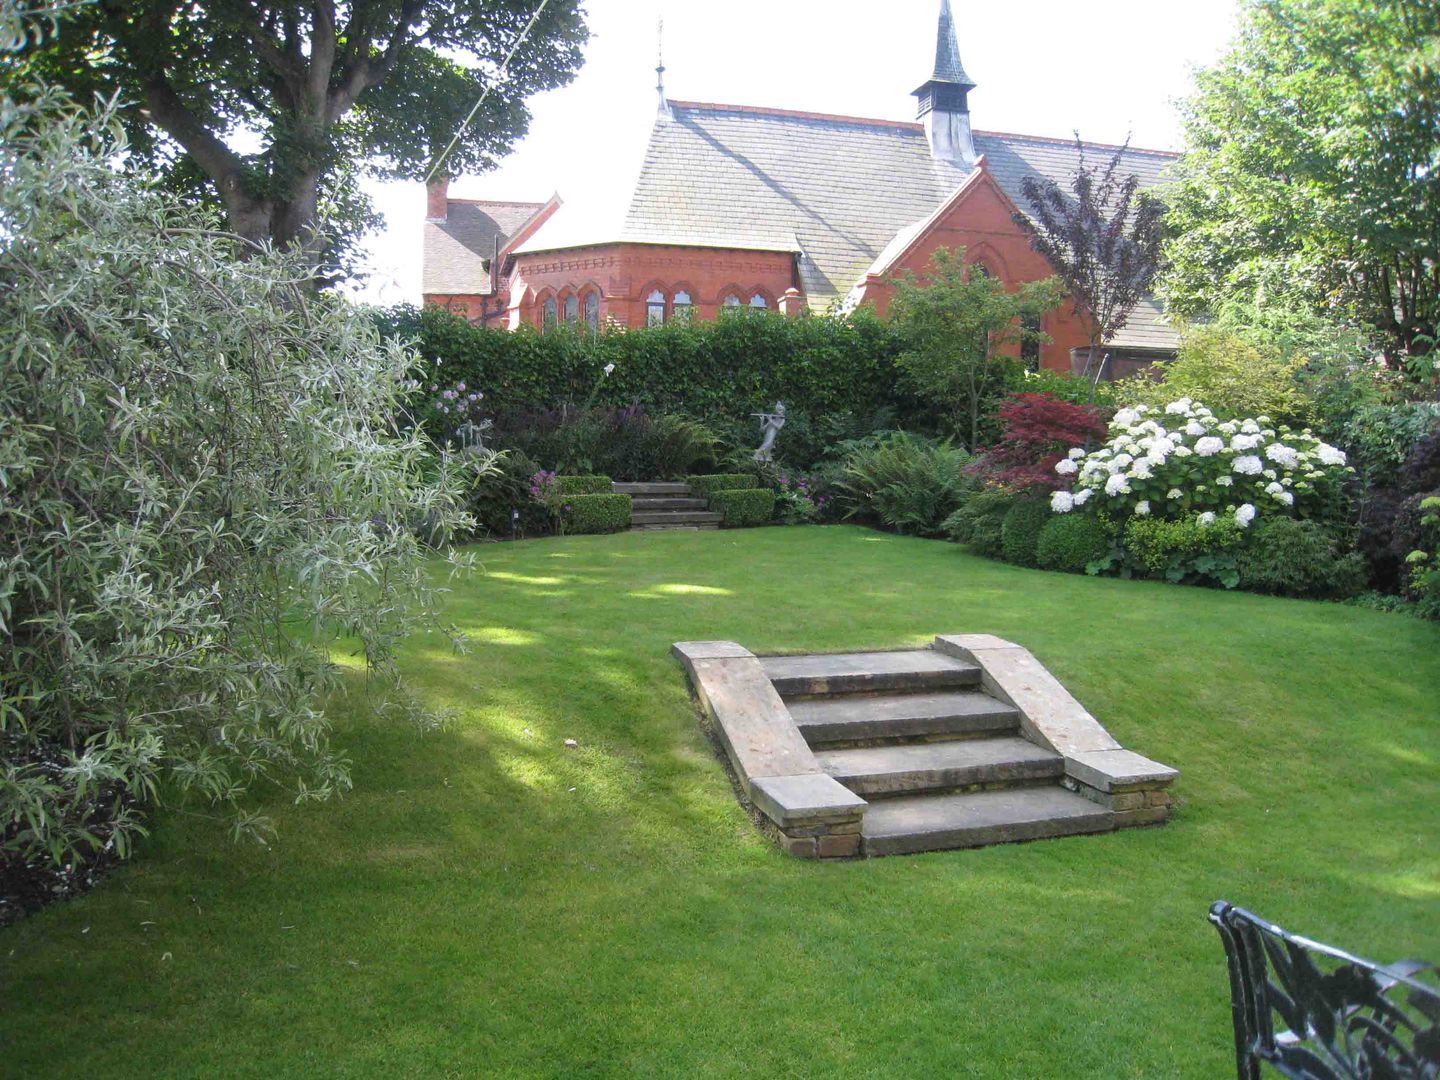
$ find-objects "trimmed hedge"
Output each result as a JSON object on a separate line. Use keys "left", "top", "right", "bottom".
{"left": 687, "top": 473, "right": 756, "bottom": 497}
{"left": 553, "top": 475, "right": 612, "bottom": 496}
{"left": 942, "top": 490, "right": 1015, "bottom": 558}
{"left": 561, "top": 493, "right": 631, "bottom": 534}
{"left": 1036, "top": 514, "right": 1115, "bottom": 574}
{"left": 709, "top": 488, "right": 776, "bottom": 527}
{"left": 1000, "top": 499, "right": 1051, "bottom": 568}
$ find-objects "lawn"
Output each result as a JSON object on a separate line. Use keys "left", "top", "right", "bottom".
{"left": 3, "top": 526, "right": 1437, "bottom": 1078}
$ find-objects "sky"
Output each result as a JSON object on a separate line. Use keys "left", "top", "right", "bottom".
{"left": 346, "top": 0, "right": 1241, "bottom": 306}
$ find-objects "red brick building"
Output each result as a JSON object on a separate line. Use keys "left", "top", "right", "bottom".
{"left": 421, "top": 1, "right": 1179, "bottom": 374}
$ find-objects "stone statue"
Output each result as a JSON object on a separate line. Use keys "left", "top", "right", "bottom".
{"left": 752, "top": 402, "right": 786, "bottom": 463}
{"left": 454, "top": 418, "right": 493, "bottom": 457}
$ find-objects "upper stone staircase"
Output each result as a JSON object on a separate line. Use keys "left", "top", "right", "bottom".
{"left": 673, "top": 636, "right": 1178, "bottom": 859}
{"left": 613, "top": 481, "right": 721, "bottom": 531}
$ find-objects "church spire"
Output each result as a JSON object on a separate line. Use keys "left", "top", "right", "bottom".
{"left": 655, "top": 18, "right": 672, "bottom": 119}
{"left": 913, "top": 0, "right": 978, "bottom": 164}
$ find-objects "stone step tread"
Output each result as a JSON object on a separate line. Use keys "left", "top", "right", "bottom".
{"left": 631, "top": 524, "right": 718, "bottom": 531}
{"left": 632, "top": 497, "right": 709, "bottom": 509}
{"left": 816, "top": 737, "right": 1062, "bottom": 795}
{"left": 613, "top": 482, "right": 691, "bottom": 494}
{"left": 761, "top": 650, "right": 981, "bottom": 696}
{"left": 631, "top": 510, "right": 723, "bottom": 524}
{"left": 788, "top": 690, "right": 1019, "bottom": 744}
{"left": 862, "top": 786, "right": 1114, "bottom": 856}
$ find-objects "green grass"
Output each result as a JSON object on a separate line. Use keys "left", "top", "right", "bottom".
{"left": 4, "top": 526, "right": 1438, "bottom": 1078}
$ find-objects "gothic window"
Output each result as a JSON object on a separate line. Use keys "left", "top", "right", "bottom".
{"left": 542, "top": 297, "right": 558, "bottom": 332}
{"left": 969, "top": 262, "right": 991, "bottom": 279}
{"left": 748, "top": 292, "right": 768, "bottom": 309}
{"left": 564, "top": 293, "right": 579, "bottom": 324}
{"left": 1021, "top": 314, "right": 1042, "bottom": 371}
{"left": 583, "top": 291, "right": 600, "bottom": 332}
{"left": 721, "top": 294, "right": 741, "bottom": 308}
{"left": 646, "top": 289, "right": 666, "bottom": 327}
{"left": 672, "top": 290, "right": 693, "bottom": 322}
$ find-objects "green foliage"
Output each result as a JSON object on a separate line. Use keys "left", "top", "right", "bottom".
{"left": 0, "top": 86, "right": 472, "bottom": 876}
{"left": 1000, "top": 499, "right": 1052, "bottom": 568}
{"left": 687, "top": 473, "right": 758, "bottom": 497}
{"left": 464, "top": 450, "right": 550, "bottom": 539}
{"left": 1339, "top": 402, "right": 1440, "bottom": 488}
{"left": 552, "top": 475, "right": 613, "bottom": 497}
{"left": 1407, "top": 496, "right": 1440, "bottom": 619}
{"left": 380, "top": 305, "right": 916, "bottom": 469}
{"left": 483, "top": 406, "right": 716, "bottom": 481}
{"left": 709, "top": 489, "right": 776, "bottom": 528}
{"left": 942, "top": 490, "right": 1016, "bottom": 558}
{"left": 1122, "top": 517, "right": 1244, "bottom": 587}
{"left": 1122, "top": 323, "right": 1312, "bottom": 424}
{"left": 1017, "top": 368, "right": 1123, "bottom": 408}
{"left": 560, "top": 494, "right": 631, "bottom": 535}
{"left": 1235, "top": 518, "right": 1367, "bottom": 599}
{"left": 1035, "top": 514, "right": 1117, "bottom": 574}
{"left": 835, "top": 432, "right": 976, "bottom": 537}
{"left": 1163, "top": 0, "right": 1440, "bottom": 364}
{"left": 888, "top": 247, "right": 1065, "bottom": 449}
{"left": 16, "top": 0, "right": 589, "bottom": 271}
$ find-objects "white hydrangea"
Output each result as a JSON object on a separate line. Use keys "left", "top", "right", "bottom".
{"left": 1164, "top": 398, "right": 1193, "bottom": 414}
{"left": 1231, "top": 433, "right": 1262, "bottom": 451}
{"left": 1232, "top": 455, "right": 1263, "bottom": 475}
{"left": 1172, "top": 445, "right": 1193, "bottom": 457}
{"left": 1184, "top": 420, "right": 1208, "bottom": 437}
{"left": 1135, "top": 500, "right": 1151, "bottom": 516}
{"left": 1105, "top": 473, "right": 1131, "bottom": 497}
{"left": 1051, "top": 490, "right": 1075, "bottom": 513}
{"left": 1265, "top": 481, "right": 1285, "bottom": 495}
{"left": 1074, "top": 488, "right": 1093, "bottom": 506}
{"left": 1241, "top": 419, "right": 1261, "bottom": 434}
{"left": 1196, "top": 437, "right": 1225, "bottom": 457}
{"left": 1265, "top": 443, "right": 1300, "bottom": 468}
{"left": 1316, "top": 443, "right": 1347, "bottom": 466}
{"left": 1216, "top": 475, "right": 1234, "bottom": 487}
{"left": 1235, "top": 503, "right": 1257, "bottom": 528}
{"left": 1167, "top": 488, "right": 1184, "bottom": 500}
{"left": 1113, "top": 407, "right": 1141, "bottom": 427}
{"left": 1068, "top": 447, "right": 1085, "bottom": 460}
{"left": 1130, "top": 460, "right": 1154, "bottom": 480}
{"left": 1055, "top": 458, "right": 1079, "bottom": 475}
{"left": 1276, "top": 491, "right": 1294, "bottom": 506}
{"left": 1198, "top": 511, "right": 1216, "bottom": 526}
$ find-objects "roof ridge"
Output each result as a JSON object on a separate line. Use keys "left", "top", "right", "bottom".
{"left": 665, "top": 100, "right": 1179, "bottom": 156}
{"left": 445, "top": 197, "right": 548, "bottom": 207}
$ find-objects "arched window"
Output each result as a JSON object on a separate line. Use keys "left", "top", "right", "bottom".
{"left": 672, "top": 289, "right": 693, "bottom": 323}
{"left": 645, "top": 289, "right": 666, "bottom": 327}
{"left": 748, "top": 292, "right": 768, "bottom": 309}
{"left": 969, "top": 262, "right": 991, "bottom": 279}
{"left": 564, "top": 293, "right": 579, "bottom": 324}
{"left": 1021, "top": 313, "right": 1043, "bottom": 371}
{"left": 721, "top": 294, "right": 741, "bottom": 308}
{"left": 542, "top": 297, "right": 558, "bottom": 332}
{"left": 583, "top": 291, "right": 600, "bottom": 332}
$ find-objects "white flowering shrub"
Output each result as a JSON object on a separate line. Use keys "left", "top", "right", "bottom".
{"left": 1049, "top": 399, "right": 1353, "bottom": 530}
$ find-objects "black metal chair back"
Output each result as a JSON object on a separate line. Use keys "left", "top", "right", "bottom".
{"left": 1208, "top": 900, "right": 1440, "bottom": 1079}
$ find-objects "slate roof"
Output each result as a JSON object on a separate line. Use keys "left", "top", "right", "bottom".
{"left": 926, "top": 0, "right": 975, "bottom": 89}
{"left": 423, "top": 199, "right": 545, "bottom": 295}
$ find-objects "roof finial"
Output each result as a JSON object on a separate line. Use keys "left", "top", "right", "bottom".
{"left": 931, "top": 0, "right": 975, "bottom": 88}
{"left": 656, "top": 17, "right": 672, "bottom": 119}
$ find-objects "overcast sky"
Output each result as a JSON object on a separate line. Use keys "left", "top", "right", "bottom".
{"left": 346, "top": 0, "right": 1241, "bottom": 306}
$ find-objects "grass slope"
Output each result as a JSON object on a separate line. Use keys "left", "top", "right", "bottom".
{"left": 3, "top": 526, "right": 1437, "bottom": 1078}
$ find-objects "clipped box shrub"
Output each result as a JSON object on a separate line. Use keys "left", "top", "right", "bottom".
{"left": 687, "top": 473, "right": 756, "bottom": 497}
{"left": 561, "top": 493, "right": 631, "bottom": 534}
{"left": 552, "top": 475, "right": 612, "bottom": 496}
{"left": 710, "top": 488, "right": 775, "bottom": 527}
{"left": 1000, "top": 499, "right": 1052, "bottom": 567}
{"left": 1036, "top": 515, "right": 1115, "bottom": 574}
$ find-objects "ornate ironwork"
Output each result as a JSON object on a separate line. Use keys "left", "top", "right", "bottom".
{"left": 1209, "top": 900, "right": 1440, "bottom": 1079}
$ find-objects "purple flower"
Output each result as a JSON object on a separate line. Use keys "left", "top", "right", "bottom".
{"left": 457, "top": 382, "right": 466, "bottom": 392}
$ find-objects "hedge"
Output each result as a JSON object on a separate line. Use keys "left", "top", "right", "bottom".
{"left": 1035, "top": 514, "right": 1114, "bottom": 574}
{"left": 553, "top": 475, "right": 612, "bottom": 496}
{"left": 709, "top": 488, "right": 776, "bottom": 527}
{"left": 560, "top": 493, "right": 631, "bottom": 534}
{"left": 686, "top": 473, "right": 756, "bottom": 497}
{"left": 1000, "top": 499, "right": 1052, "bottom": 568}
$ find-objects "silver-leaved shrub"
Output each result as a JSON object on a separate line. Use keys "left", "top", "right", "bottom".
{"left": 0, "top": 79, "right": 476, "bottom": 884}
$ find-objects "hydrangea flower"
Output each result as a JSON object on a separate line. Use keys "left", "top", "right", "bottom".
{"left": 1068, "top": 447, "right": 1085, "bottom": 460}
{"left": 1232, "top": 455, "right": 1263, "bottom": 475}
{"left": 1105, "top": 473, "right": 1131, "bottom": 496}
{"left": 1184, "top": 420, "right": 1208, "bottom": 437}
{"left": 1216, "top": 475, "right": 1234, "bottom": 487}
{"left": 1198, "top": 511, "right": 1217, "bottom": 526}
{"left": 1316, "top": 443, "right": 1347, "bottom": 466}
{"left": 1196, "top": 437, "right": 1225, "bottom": 457}
{"left": 1235, "top": 503, "right": 1256, "bottom": 527}
{"left": 1050, "top": 491, "right": 1075, "bottom": 513}
{"left": 1055, "top": 458, "right": 1079, "bottom": 475}
{"left": 1167, "top": 488, "right": 1183, "bottom": 500}
{"left": 1231, "top": 433, "right": 1262, "bottom": 451}
{"left": 1265, "top": 443, "right": 1299, "bottom": 468}
{"left": 1164, "top": 398, "right": 1193, "bottom": 414}
{"left": 1135, "top": 500, "right": 1151, "bottom": 516}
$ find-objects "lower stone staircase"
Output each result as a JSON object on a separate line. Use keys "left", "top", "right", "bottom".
{"left": 673, "top": 635, "right": 1177, "bottom": 859}
{"left": 614, "top": 481, "right": 721, "bottom": 531}
{"left": 763, "top": 650, "right": 1112, "bottom": 856}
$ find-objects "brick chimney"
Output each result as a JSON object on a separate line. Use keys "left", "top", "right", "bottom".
{"left": 780, "top": 287, "right": 805, "bottom": 319}
{"left": 426, "top": 176, "right": 450, "bottom": 223}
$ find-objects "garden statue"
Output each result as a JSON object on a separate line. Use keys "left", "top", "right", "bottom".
{"left": 454, "top": 418, "right": 493, "bottom": 457}
{"left": 752, "top": 402, "right": 786, "bottom": 462}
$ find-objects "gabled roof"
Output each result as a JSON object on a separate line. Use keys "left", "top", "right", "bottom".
{"left": 423, "top": 199, "right": 547, "bottom": 295}
{"left": 613, "top": 101, "right": 1178, "bottom": 308}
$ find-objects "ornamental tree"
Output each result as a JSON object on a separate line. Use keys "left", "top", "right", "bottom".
{"left": 890, "top": 247, "right": 1064, "bottom": 450}
{"left": 15, "top": 0, "right": 588, "bottom": 276}
{"left": 1013, "top": 138, "right": 1166, "bottom": 389}
{"left": 977, "top": 392, "right": 1110, "bottom": 491}
{"left": 1164, "top": 0, "right": 1440, "bottom": 369}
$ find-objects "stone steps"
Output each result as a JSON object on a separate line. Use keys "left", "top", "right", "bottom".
{"left": 760, "top": 650, "right": 981, "bottom": 697}
{"left": 786, "top": 689, "right": 1020, "bottom": 746}
{"left": 632, "top": 497, "right": 709, "bottom": 510}
{"left": 861, "top": 786, "right": 1115, "bottom": 857}
{"left": 617, "top": 481, "right": 722, "bottom": 530}
{"left": 632, "top": 509, "right": 723, "bottom": 526}
{"left": 614, "top": 481, "right": 690, "bottom": 496}
{"left": 815, "top": 736, "right": 1063, "bottom": 798}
